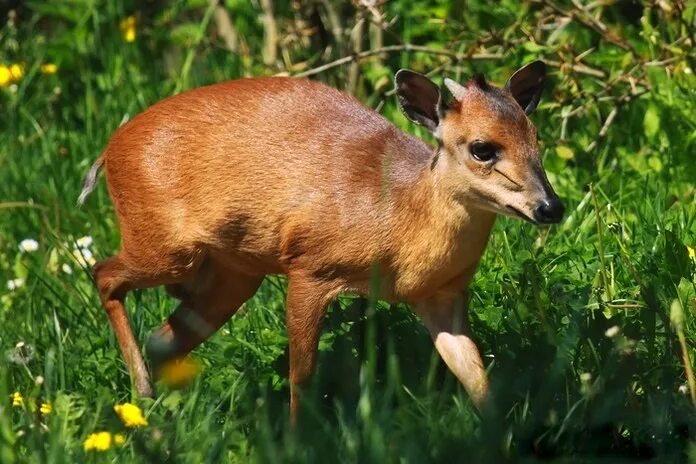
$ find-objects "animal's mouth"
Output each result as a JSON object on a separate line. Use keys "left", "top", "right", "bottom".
{"left": 506, "top": 205, "right": 538, "bottom": 225}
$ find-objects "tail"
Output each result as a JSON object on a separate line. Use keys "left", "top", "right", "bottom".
{"left": 77, "top": 156, "right": 105, "bottom": 206}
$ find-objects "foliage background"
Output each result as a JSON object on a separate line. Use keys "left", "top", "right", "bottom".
{"left": 0, "top": 0, "right": 694, "bottom": 462}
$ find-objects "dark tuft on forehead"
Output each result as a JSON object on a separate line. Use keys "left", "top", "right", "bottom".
{"left": 475, "top": 80, "right": 524, "bottom": 121}
{"left": 470, "top": 73, "right": 490, "bottom": 91}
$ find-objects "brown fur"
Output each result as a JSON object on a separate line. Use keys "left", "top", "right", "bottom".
{"left": 87, "top": 74, "right": 554, "bottom": 423}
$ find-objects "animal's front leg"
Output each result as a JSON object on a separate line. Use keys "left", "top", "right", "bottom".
{"left": 416, "top": 291, "right": 489, "bottom": 410}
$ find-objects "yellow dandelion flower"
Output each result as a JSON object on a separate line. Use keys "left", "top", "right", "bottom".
{"left": 11, "top": 391, "right": 23, "bottom": 407}
{"left": 0, "top": 65, "right": 11, "bottom": 87}
{"left": 114, "top": 402, "right": 148, "bottom": 427}
{"left": 157, "top": 356, "right": 200, "bottom": 388}
{"left": 9, "top": 64, "right": 23, "bottom": 80}
{"left": 120, "top": 15, "right": 137, "bottom": 43}
{"left": 688, "top": 246, "right": 695, "bottom": 260}
{"left": 83, "top": 431, "right": 113, "bottom": 451}
{"left": 40, "top": 63, "right": 58, "bottom": 74}
{"left": 113, "top": 434, "right": 126, "bottom": 445}
{"left": 40, "top": 401, "right": 52, "bottom": 415}
{"left": 124, "top": 27, "right": 136, "bottom": 42}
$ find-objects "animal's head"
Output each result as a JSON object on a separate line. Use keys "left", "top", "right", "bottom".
{"left": 395, "top": 61, "right": 564, "bottom": 225}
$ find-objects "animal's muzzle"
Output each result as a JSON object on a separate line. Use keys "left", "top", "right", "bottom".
{"left": 533, "top": 196, "right": 565, "bottom": 224}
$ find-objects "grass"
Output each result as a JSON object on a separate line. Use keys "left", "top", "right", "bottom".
{"left": 1, "top": 1, "right": 695, "bottom": 462}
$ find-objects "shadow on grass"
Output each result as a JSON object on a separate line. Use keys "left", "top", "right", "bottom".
{"left": 244, "top": 272, "right": 693, "bottom": 463}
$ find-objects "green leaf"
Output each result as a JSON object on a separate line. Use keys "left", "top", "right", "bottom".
{"left": 13, "top": 254, "right": 28, "bottom": 280}
{"left": 670, "top": 299, "right": 684, "bottom": 330}
{"left": 643, "top": 104, "right": 660, "bottom": 139}
{"left": 648, "top": 156, "right": 663, "bottom": 172}
{"left": 555, "top": 145, "right": 575, "bottom": 160}
{"left": 521, "top": 41, "right": 546, "bottom": 53}
{"left": 162, "top": 391, "right": 184, "bottom": 412}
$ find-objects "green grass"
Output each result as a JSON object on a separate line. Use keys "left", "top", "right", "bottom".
{"left": 1, "top": 1, "right": 695, "bottom": 462}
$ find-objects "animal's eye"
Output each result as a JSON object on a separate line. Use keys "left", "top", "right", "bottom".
{"left": 469, "top": 141, "right": 498, "bottom": 162}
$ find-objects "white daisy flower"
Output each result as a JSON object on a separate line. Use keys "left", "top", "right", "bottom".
{"left": 73, "top": 248, "right": 96, "bottom": 267}
{"left": 604, "top": 326, "right": 620, "bottom": 338}
{"left": 75, "top": 236, "right": 93, "bottom": 248}
{"left": 19, "top": 239, "right": 39, "bottom": 253}
{"left": 7, "top": 278, "right": 25, "bottom": 291}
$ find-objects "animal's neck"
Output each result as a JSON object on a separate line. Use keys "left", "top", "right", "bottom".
{"left": 410, "top": 149, "right": 496, "bottom": 237}
{"left": 388, "top": 150, "right": 496, "bottom": 299}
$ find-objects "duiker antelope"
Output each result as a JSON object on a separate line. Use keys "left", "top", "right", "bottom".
{"left": 79, "top": 60, "right": 563, "bottom": 422}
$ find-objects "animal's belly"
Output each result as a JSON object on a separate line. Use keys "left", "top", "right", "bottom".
{"left": 340, "top": 260, "right": 477, "bottom": 304}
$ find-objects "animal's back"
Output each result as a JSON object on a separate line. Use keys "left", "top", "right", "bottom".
{"left": 103, "top": 77, "right": 432, "bottom": 275}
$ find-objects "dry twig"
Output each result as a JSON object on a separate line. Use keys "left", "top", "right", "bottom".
{"left": 209, "top": 0, "right": 238, "bottom": 53}
{"left": 539, "top": 0, "right": 633, "bottom": 52}
{"left": 293, "top": 44, "right": 502, "bottom": 78}
{"left": 261, "top": 0, "right": 278, "bottom": 65}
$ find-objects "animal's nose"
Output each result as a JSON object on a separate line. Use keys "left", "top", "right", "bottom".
{"left": 533, "top": 197, "right": 565, "bottom": 224}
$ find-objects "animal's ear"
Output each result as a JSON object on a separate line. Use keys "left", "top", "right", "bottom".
{"left": 395, "top": 69, "right": 443, "bottom": 135}
{"left": 505, "top": 60, "right": 546, "bottom": 114}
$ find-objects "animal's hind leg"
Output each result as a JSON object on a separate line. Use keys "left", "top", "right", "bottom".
{"left": 94, "top": 248, "right": 204, "bottom": 397}
{"left": 93, "top": 255, "right": 153, "bottom": 397}
{"left": 147, "top": 260, "right": 264, "bottom": 372}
